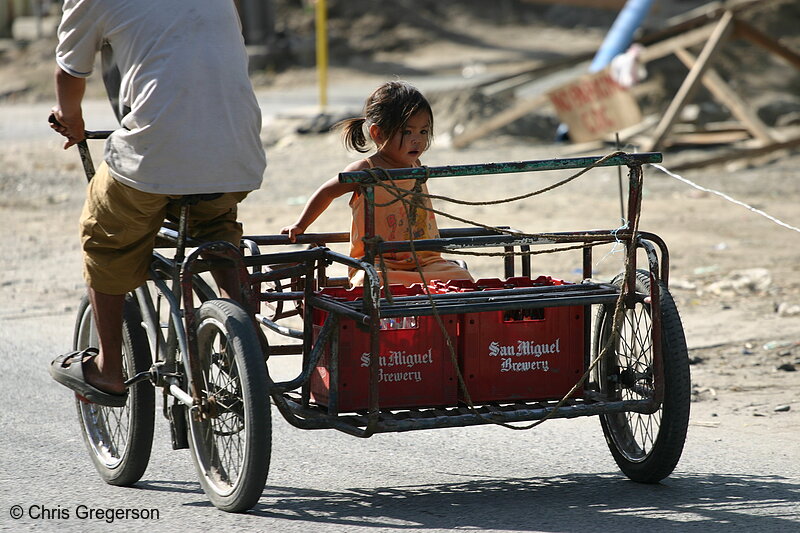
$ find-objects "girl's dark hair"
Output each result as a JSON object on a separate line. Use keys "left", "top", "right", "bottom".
{"left": 338, "top": 81, "right": 433, "bottom": 153}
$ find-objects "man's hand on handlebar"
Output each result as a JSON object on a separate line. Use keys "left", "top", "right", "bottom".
{"left": 49, "top": 109, "right": 86, "bottom": 149}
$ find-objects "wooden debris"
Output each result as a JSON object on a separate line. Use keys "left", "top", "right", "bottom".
{"left": 451, "top": 93, "right": 551, "bottom": 149}
{"left": 734, "top": 19, "right": 800, "bottom": 70}
{"left": 519, "top": 0, "right": 626, "bottom": 9}
{"left": 645, "top": 10, "right": 736, "bottom": 151}
{"left": 673, "top": 47, "right": 775, "bottom": 144}
{"left": 450, "top": 0, "right": 799, "bottom": 172}
{"left": 663, "top": 130, "right": 751, "bottom": 147}
{"left": 670, "top": 135, "right": 800, "bottom": 171}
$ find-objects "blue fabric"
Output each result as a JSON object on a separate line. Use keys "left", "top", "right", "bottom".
{"left": 589, "top": 0, "right": 655, "bottom": 72}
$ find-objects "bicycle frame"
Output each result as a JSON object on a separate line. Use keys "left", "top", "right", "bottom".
{"left": 126, "top": 217, "right": 258, "bottom": 425}
{"left": 73, "top": 127, "right": 257, "bottom": 426}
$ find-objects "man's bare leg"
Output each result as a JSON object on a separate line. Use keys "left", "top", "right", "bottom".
{"left": 211, "top": 267, "right": 242, "bottom": 302}
{"left": 86, "top": 288, "right": 126, "bottom": 395}
{"left": 211, "top": 266, "right": 268, "bottom": 351}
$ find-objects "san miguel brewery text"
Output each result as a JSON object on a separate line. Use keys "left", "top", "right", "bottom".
{"left": 488, "top": 339, "right": 561, "bottom": 373}
{"left": 360, "top": 348, "right": 434, "bottom": 383}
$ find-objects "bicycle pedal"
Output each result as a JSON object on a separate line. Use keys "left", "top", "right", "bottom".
{"left": 169, "top": 403, "right": 189, "bottom": 450}
{"left": 124, "top": 369, "right": 154, "bottom": 387}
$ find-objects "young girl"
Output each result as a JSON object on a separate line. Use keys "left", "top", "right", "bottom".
{"left": 282, "top": 81, "right": 472, "bottom": 287}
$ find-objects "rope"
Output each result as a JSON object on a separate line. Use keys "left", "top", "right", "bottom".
{"left": 342, "top": 153, "right": 799, "bottom": 431}
{"left": 440, "top": 242, "right": 591, "bottom": 257}
{"left": 367, "top": 166, "right": 429, "bottom": 209}
{"left": 375, "top": 192, "right": 619, "bottom": 244}
{"left": 651, "top": 163, "right": 800, "bottom": 234}
{"left": 371, "top": 167, "right": 478, "bottom": 422}
{"left": 377, "top": 150, "right": 627, "bottom": 207}
{"left": 364, "top": 161, "right": 640, "bottom": 430}
{"left": 370, "top": 151, "right": 629, "bottom": 244}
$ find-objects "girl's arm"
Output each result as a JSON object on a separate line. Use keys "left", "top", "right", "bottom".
{"left": 281, "top": 177, "right": 358, "bottom": 242}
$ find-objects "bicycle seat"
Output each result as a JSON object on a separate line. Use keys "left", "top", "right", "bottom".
{"left": 172, "top": 193, "right": 223, "bottom": 206}
{"left": 164, "top": 193, "right": 225, "bottom": 224}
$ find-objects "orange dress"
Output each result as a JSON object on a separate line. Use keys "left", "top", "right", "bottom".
{"left": 348, "top": 161, "right": 473, "bottom": 287}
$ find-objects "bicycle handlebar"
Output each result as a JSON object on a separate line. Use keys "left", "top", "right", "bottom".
{"left": 48, "top": 113, "right": 113, "bottom": 140}
{"left": 85, "top": 130, "right": 113, "bottom": 139}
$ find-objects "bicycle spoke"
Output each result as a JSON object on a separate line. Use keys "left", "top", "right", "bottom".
{"left": 601, "top": 285, "right": 662, "bottom": 462}
{"left": 187, "top": 299, "right": 271, "bottom": 510}
{"left": 195, "top": 331, "right": 247, "bottom": 489}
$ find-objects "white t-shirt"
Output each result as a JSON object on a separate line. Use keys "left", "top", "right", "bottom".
{"left": 56, "top": 0, "right": 266, "bottom": 194}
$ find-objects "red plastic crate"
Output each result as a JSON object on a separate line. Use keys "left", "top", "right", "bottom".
{"left": 310, "top": 285, "right": 459, "bottom": 412}
{"left": 432, "top": 277, "right": 585, "bottom": 403}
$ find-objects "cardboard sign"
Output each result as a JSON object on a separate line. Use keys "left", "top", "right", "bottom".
{"left": 548, "top": 68, "right": 641, "bottom": 143}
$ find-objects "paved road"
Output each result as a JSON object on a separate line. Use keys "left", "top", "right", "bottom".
{"left": 1, "top": 311, "right": 799, "bottom": 532}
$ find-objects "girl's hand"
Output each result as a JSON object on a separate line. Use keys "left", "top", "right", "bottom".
{"left": 281, "top": 224, "right": 305, "bottom": 243}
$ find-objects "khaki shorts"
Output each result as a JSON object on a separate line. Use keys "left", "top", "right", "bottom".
{"left": 80, "top": 162, "right": 249, "bottom": 295}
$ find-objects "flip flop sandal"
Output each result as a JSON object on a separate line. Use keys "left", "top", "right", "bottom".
{"left": 49, "top": 348, "right": 128, "bottom": 408}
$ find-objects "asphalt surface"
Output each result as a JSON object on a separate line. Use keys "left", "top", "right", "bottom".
{"left": 1, "top": 307, "right": 799, "bottom": 532}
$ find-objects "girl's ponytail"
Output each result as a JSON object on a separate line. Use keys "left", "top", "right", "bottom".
{"left": 338, "top": 117, "right": 369, "bottom": 153}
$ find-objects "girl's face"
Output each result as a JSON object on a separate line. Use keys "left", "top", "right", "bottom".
{"left": 373, "top": 110, "right": 431, "bottom": 168}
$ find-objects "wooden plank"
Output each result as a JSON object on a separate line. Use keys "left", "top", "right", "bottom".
{"left": 646, "top": 10, "right": 735, "bottom": 152}
{"left": 548, "top": 115, "right": 659, "bottom": 156}
{"left": 640, "top": 0, "right": 764, "bottom": 47}
{"left": 663, "top": 130, "right": 751, "bottom": 146}
{"left": 556, "top": 140, "right": 607, "bottom": 156}
{"left": 661, "top": 1, "right": 724, "bottom": 28}
{"left": 673, "top": 47, "right": 776, "bottom": 145}
{"left": 734, "top": 19, "right": 800, "bottom": 70}
{"left": 662, "top": 0, "right": 762, "bottom": 28}
{"left": 478, "top": 53, "right": 594, "bottom": 96}
{"left": 638, "top": 22, "right": 717, "bottom": 63}
{"left": 671, "top": 121, "right": 748, "bottom": 134}
{"left": 603, "top": 113, "right": 659, "bottom": 142}
{"left": 451, "top": 93, "right": 550, "bottom": 149}
{"left": 519, "top": 0, "right": 626, "bottom": 9}
{"left": 670, "top": 135, "right": 800, "bottom": 171}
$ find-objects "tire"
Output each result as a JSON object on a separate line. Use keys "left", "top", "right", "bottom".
{"left": 73, "top": 293, "right": 155, "bottom": 486}
{"left": 593, "top": 269, "right": 690, "bottom": 483}
{"left": 185, "top": 299, "right": 271, "bottom": 512}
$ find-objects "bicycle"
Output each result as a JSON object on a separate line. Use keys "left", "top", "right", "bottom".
{"left": 61, "top": 125, "right": 689, "bottom": 512}
{"left": 65, "top": 127, "right": 271, "bottom": 512}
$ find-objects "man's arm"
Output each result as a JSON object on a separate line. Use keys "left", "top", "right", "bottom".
{"left": 50, "top": 66, "right": 87, "bottom": 149}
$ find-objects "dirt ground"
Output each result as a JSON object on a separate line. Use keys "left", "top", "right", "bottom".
{"left": 1, "top": 1, "right": 798, "bottom": 440}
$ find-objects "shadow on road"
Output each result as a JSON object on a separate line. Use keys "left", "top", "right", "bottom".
{"left": 241, "top": 472, "right": 799, "bottom": 531}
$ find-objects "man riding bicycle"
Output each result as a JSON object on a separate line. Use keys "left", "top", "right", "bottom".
{"left": 48, "top": 0, "right": 267, "bottom": 406}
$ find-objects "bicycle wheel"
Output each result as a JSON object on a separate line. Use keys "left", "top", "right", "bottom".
{"left": 593, "top": 269, "right": 690, "bottom": 483}
{"left": 73, "top": 293, "right": 155, "bottom": 486}
{"left": 185, "top": 298, "right": 271, "bottom": 512}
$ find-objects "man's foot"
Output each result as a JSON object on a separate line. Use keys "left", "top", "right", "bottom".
{"left": 81, "top": 350, "right": 126, "bottom": 395}
{"left": 49, "top": 348, "right": 128, "bottom": 407}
